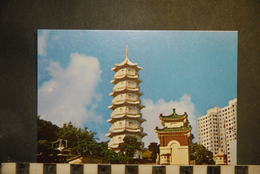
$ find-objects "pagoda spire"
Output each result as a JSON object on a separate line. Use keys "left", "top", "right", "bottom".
{"left": 125, "top": 45, "right": 129, "bottom": 59}
{"left": 112, "top": 46, "right": 143, "bottom": 71}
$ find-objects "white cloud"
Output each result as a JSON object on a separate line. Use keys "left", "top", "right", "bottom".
{"left": 38, "top": 31, "right": 49, "bottom": 56}
{"left": 142, "top": 95, "right": 198, "bottom": 147}
{"left": 38, "top": 53, "right": 102, "bottom": 128}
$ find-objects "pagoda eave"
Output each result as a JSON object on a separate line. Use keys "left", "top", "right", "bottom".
{"left": 109, "top": 128, "right": 144, "bottom": 134}
{"left": 109, "top": 102, "right": 142, "bottom": 109}
{"left": 108, "top": 117, "right": 146, "bottom": 123}
{"left": 111, "top": 78, "right": 142, "bottom": 84}
{"left": 109, "top": 90, "right": 143, "bottom": 97}
{"left": 111, "top": 113, "right": 142, "bottom": 118}
{"left": 160, "top": 116, "right": 187, "bottom": 122}
{"left": 111, "top": 100, "right": 141, "bottom": 105}
{"left": 108, "top": 104, "right": 145, "bottom": 110}
{"left": 154, "top": 127, "right": 192, "bottom": 134}
{"left": 112, "top": 65, "right": 143, "bottom": 72}
{"left": 107, "top": 130, "right": 147, "bottom": 138}
{"left": 112, "top": 88, "right": 140, "bottom": 93}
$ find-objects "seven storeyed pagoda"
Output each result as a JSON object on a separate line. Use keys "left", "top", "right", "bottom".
{"left": 155, "top": 109, "right": 192, "bottom": 165}
{"left": 106, "top": 46, "right": 146, "bottom": 158}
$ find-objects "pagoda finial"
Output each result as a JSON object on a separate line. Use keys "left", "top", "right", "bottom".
{"left": 125, "top": 45, "right": 129, "bottom": 59}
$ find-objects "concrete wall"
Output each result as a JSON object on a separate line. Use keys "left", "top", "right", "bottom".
{"left": 1, "top": 163, "right": 260, "bottom": 174}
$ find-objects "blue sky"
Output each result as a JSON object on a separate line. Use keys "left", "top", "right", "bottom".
{"left": 37, "top": 30, "right": 237, "bottom": 145}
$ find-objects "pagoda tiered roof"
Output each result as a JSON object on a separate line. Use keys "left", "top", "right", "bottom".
{"left": 159, "top": 108, "right": 187, "bottom": 121}
{"left": 154, "top": 125, "right": 192, "bottom": 133}
{"left": 112, "top": 48, "right": 143, "bottom": 71}
{"left": 107, "top": 46, "right": 146, "bottom": 150}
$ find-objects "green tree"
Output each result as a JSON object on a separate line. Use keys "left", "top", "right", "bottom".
{"left": 119, "top": 135, "right": 142, "bottom": 159}
{"left": 148, "top": 142, "right": 160, "bottom": 162}
{"left": 37, "top": 116, "right": 60, "bottom": 162}
{"left": 103, "top": 150, "right": 129, "bottom": 164}
{"left": 37, "top": 116, "right": 59, "bottom": 141}
{"left": 37, "top": 116, "right": 59, "bottom": 156}
{"left": 57, "top": 122, "right": 97, "bottom": 155}
{"left": 37, "top": 117, "right": 137, "bottom": 163}
{"left": 190, "top": 143, "right": 215, "bottom": 164}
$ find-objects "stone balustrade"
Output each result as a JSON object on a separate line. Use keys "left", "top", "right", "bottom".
{"left": 1, "top": 163, "right": 260, "bottom": 174}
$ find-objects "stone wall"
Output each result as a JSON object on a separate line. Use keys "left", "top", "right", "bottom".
{"left": 1, "top": 163, "right": 260, "bottom": 174}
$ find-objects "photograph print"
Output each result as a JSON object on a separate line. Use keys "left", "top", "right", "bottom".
{"left": 37, "top": 30, "right": 237, "bottom": 165}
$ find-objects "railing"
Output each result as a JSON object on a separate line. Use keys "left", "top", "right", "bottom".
{"left": 0, "top": 163, "right": 259, "bottom": 174}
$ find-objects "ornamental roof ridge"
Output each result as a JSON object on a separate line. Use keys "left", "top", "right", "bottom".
{"left": 159, "top": 108, "right": 188, "bottom": 120}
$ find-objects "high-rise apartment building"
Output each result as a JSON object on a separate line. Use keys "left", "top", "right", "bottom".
{"left": 198, "top": 98, "right": 237, "bottom": 165}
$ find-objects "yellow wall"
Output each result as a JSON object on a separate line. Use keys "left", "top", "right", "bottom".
{"left": 160, "top": 140, "right": 189, "bottom": 165}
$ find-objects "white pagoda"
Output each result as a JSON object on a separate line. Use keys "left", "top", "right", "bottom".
{"left": 106, "top": 46, "right": 146, "bottom": 158}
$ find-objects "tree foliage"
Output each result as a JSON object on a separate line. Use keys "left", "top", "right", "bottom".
{"left": 37, "top": 116, "right": 59, "bottom": 157}
{"left": 190, "top": 143, "right": 215, "bottom": 164}
{"left": 38, "top": 116, "right": 59, "bottom": 141}
{"left": 189, "top": 133, "right": 214, "bottom": 164}
{"left": 102, "top": 150, "right": 129, "bottom": 164}
{"left": 37, "top": 117, "right": 130, "bottom": 163}
{"left": 119, "top": 135, "right": 142, "bottom": 158}
{"left": 148, "top": 142, "right": 160, "bottom": 162}
{"left": 57, "top": 122, "right": 96, "bottom": 155}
